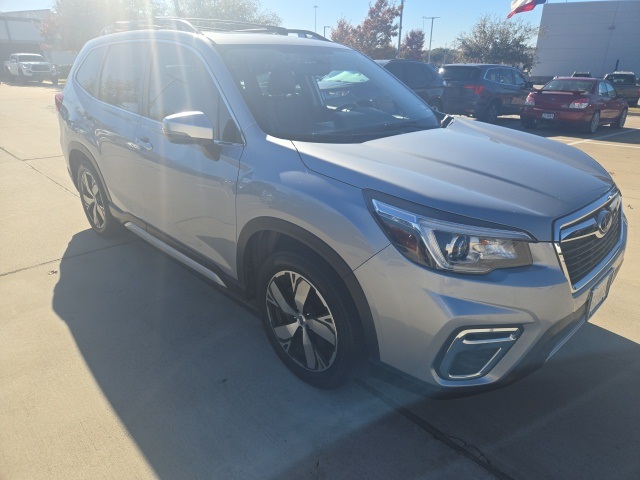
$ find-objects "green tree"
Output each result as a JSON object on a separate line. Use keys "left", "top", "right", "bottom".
{"left": 40, "top": 0, "right": 280, "bottom": 51}
{"left": 428, "top": 47, "right": 460, "bottom": 66}
{"left": 455, "top": 14, "right": 538, "bottom": 69}
{"left": 331, "top": 0, "right": 402, "bottom": 59}
{"left": 41, "top": 0, "right": 166, "bottom": 50}
{"left": 176, "top": 0, "right": 280, "bottom": 25}
{"left": 398, "top": 29, "right": 424, "bottom": 61}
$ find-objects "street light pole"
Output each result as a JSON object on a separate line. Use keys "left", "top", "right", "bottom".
{"left": 397, "top": 0, "right": 404, "bottom": 56}
{"left": 424, "top": 16, "right": 440, "bottom": 64}
{"left": 314, "top": 6, "right": 318, "bottom": 33}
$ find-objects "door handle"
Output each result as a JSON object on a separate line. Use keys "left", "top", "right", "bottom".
{"left": 135, "top": 137, "right": 153, "bottom": 152}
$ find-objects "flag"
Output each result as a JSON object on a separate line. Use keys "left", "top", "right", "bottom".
{"left": 508, "top": 0, "right": 546, "bottom": 18}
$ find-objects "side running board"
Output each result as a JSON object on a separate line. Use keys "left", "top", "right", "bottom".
{"left": 125, "top": 222, "right": 227, "bottom": 288}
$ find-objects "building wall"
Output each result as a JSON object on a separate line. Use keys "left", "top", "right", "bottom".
{"left": 531, "top": 0, "right": 640, "bottom": 80}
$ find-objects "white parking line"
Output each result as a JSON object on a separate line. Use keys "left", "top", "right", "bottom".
{"left": 567, "top": 129, "right": 639, "bottom": 146}
{"left": 580, "top": 141, "right": 640, "bottom": 150}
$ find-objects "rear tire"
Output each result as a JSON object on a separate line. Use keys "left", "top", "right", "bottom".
{"left": 586, "top": 111, "right": 600, "bottom": 134}
{"left": 77, "top": 164, "right": 122, "bottom": 237}
{"left": 480, "top": 101, "right": 500, "bottom": 124}
{"left": 257, "top": 251, "right": 363, "bottom": 389}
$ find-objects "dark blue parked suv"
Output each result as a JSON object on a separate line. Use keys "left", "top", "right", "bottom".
{"left": 440, "top": 64, "right": 533, "bottom": 123}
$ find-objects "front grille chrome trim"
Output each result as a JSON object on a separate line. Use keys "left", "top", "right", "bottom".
{"left": 554, "top": 189, "right": 623, "bottom": 292}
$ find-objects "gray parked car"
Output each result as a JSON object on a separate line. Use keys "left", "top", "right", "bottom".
{"left": 56, "top": 20, "right": 627, "bottom": 394}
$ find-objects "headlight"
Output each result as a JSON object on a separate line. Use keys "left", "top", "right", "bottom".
{"left": 370, "top": 198, "right": 533, "bottom": 274}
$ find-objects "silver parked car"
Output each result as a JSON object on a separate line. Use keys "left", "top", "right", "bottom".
{"left": 55, "top": 19, "right": 627, "bottom": 394}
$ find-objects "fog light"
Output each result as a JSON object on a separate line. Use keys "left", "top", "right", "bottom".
{"left": 438, "top": 327, "right": 521, "bottom": 380}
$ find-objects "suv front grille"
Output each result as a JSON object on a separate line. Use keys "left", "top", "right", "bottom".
{"left": 31, "top": 65, "right": 50, "bottom": 72}
{"left": 556, "top": 192, "right": 622, "bottom": 291}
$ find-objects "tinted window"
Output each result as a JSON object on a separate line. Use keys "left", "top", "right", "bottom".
{"left": 513, "top": 70, "right": 527, "bottom": 87}
{"left": 405, "top": 63, "right": 427, "bottom": 88}
{"left": 500, "top": 68, "right": 515, "bottom": 85}
{"left": 486, "top": 68, "right": 501, "bottom": 83}
{"left": 439, "top": 66, "right": 480, "bottom": 81}
{"left": 75, "top": 47, "right": 106, "bottom": 96}
{"left": 98, "top": 42, "right": 149, "bottom": 113}
{"left": 385, "top": 62, "right": 404, "bottom": 80}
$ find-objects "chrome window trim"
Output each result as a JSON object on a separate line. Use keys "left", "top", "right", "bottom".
{"left": 553, "top": 188, "right": 624, "bottom": 292}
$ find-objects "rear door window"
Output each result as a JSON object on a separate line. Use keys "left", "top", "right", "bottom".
{"left": 98, "top": 42, "right": 149, "bottom": 113}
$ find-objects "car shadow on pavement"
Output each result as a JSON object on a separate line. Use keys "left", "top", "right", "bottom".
{"left": 51, "top": 231, "right": 490, "bottom": 479}
{"left": 52, "top": 231, "right": 640, "bottom": 479}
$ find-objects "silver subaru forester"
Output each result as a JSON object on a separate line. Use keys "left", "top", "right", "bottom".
{"left": 56, "top": 19, "right": 627, "bottom": 394}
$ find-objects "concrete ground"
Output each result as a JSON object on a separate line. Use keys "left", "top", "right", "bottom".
{"left": 1, "top": 82, "right": 638, "bottom": 480}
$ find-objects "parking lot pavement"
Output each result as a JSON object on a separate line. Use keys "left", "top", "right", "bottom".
{"left": 1, "top": 83, "right": 639, "bottom": 480}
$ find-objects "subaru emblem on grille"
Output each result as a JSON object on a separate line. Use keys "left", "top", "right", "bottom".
{"left": 597, "top": 209, "right": 613, "bottom": 235}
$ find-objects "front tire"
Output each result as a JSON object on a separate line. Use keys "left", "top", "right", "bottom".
{"left": 611, "top": 109, "right": 627, "bottom": 129}
{"left": 521, "top": 116, "right": 536, "bottom": 129}
{"left": 77, "top": 164, "right": 121, "bottom": 237}
{"left": 257, "top": 252, "right": 363, "bottom": 389}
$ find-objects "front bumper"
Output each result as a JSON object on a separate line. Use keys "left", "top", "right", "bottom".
{"left": 354, "top": 218, "right": 627, "bottom": 393}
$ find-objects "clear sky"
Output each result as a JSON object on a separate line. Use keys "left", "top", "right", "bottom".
{"left": 0, "top": 0, "right": 614, "bottom": 49}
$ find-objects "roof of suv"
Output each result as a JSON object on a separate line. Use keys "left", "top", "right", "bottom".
{"left": 90, "top": 27, "right": 341, "bottom": 49}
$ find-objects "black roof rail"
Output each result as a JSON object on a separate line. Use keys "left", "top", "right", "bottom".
{"left": 100, "top": 17, "right": 330, "bottom": 41}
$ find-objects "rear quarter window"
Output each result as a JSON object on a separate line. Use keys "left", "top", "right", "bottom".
{"left": 75, "top": 47, "right": 106, "bottom": 96}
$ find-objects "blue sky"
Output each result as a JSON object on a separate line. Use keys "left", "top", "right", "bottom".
{"left": 0, "top": 0, "right": 608, "bottom": 49}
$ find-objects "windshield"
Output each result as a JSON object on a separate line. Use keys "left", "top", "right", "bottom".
{"left": 542, "top": 79, "right": 595, "bottom": 93}
{"left": 17, "top": 54, "right": 45, "bottom": 62}
{"left": 219, "top": 44, "right": 439, "bottom": 143}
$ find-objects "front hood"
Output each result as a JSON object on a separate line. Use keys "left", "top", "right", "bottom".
{"left": 293, "top": 119, "right": 614, "bottom": 241}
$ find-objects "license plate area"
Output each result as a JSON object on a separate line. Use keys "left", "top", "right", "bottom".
{"left": 542, "top": 113, "right": 555, "bottom": 120}
{"left": 588, "top": 270, "right": 614, "bottom": 318}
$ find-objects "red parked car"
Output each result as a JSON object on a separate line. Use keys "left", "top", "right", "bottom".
{"left": 520, "top": 77, "right": 628, "bottom": 133}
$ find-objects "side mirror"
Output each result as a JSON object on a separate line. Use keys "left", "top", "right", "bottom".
{"left": 163, "top": 111, "right": 214, "bottom": 145}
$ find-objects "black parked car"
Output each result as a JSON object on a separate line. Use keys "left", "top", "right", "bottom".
{"left": 439, "top": 64, "right": 533, "bottom": 123}
{"left": 376, "top": 59, "right": 445, "bottom": 111}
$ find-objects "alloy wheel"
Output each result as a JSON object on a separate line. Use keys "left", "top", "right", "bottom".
{"left": 265, "top": 270, "right": 338, "bottom": 372}
{"left": 80, "top": 170, "right": 107, "bottom": 230}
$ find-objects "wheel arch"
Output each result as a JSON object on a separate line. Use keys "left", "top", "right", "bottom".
{"left": 67, "top": 141, "right": 113, "bottom": 203}
{"left": 238, "top": 217, "right": 380, "bottom": 360}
